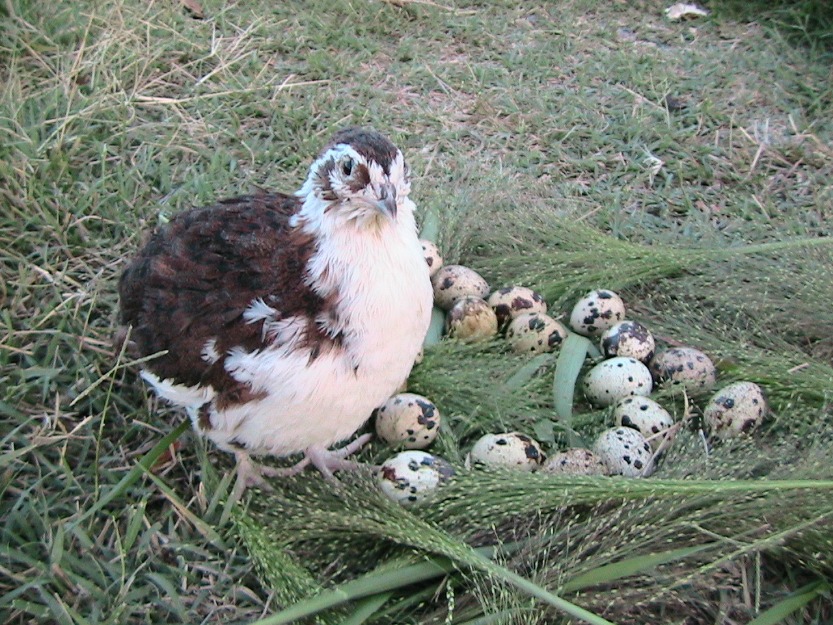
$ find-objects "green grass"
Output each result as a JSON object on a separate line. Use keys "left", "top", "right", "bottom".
{"left": 2, "top": 0, "right": 833, "bottom": 623}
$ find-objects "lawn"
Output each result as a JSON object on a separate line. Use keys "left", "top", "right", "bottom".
{"left": 2, "top": 0, "right": 833, "bottom": 623}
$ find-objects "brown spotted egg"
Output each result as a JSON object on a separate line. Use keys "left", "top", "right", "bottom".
{"left": 593, "top": 427, "right": 655, "bottom": 477}
{"left": 445, "top": 296, "right": 498, "bottom": 341}
{"left": 374, "top": 393, "right": 441, "bottom": 449}
{"left": 649, "top": 347, "right": 717, "bottom": 392}
{"left": 703, "top": 381, "right": 767, "bottom": 438}
{"left": 612, "top": 396, "right": 674, "bottom": 450}
{"left": 569, "top": 289, "right": 626, "bottom": 337}
{"left": 467, "top": 432, "right": 544, "bottom": 471}
{"left": 600, "top": 320, "right": 655, "bottom": 363}
{"left": 584, "top": 357, "right": 653, "bottom": 407}
{"left": 542, "top": 448, "right": 609, "bottom": 476}
{"left": 431, "top": 265, "right": 490, "bottom": 310}
{"left": 378, "top": 450, "right": 455, "bottom": 505}
{"left": 505, "top": 312, "right": 568, "bottom": 354}
{"left": 486, "top": 286, "right": 547, "bottom": 329}
{"left": 420, "top": 240, "right": 443, "bottom": 278}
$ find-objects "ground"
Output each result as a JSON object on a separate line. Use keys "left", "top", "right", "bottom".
{"left": 1, "top": 0, "right": 832, "bottom": 623}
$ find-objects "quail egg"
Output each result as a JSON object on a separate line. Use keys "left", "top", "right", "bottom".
{"left": 374, "top": 393, "right": 440, "bottom": 449}
{"left": 649, "top": 347, "right": 717, "bottom": 392}
{"left": 593, "top": 427, "right": 655, "bottom": 477}
{"left": 612, "top": 396, "right": 674, "bottom": 450}
{"left": 600, "top": 320, "right": 656, "bottom": 363}
{"left": 505, "top": 312, "right": 569, "bottom": 354}
{"left": 584, "top": 357, "right": 653, "bottom": 407}
{"left": 703, "top": 381, "right": 767, "bottom": 438}
{"left": 541, "top": 448, "right": 609, "bottom": 476}
{"left": 445, "top": 296, "right": 498, "bottom": 341}
{"left": 467, "top": 432, "right": 544, "bottom": 471}
{"left": 420, "top": 240, "right": 443, "bottom": 278}
{"left": 431, "top": 265, "right": 490, "bottom": 310}
{"left": 487, "top": 286, "right": 548, "bottom": 329}
{"left": 569, "top": 289, "right": 626, "bottom": 337}
{"left": 378, "top": 451, "right": 455, "bottom": 505}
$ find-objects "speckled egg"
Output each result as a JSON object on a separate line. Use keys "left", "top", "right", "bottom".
{"left": 467, "top": 432, "right": 544, "bottom": 471}
{"left": 569, "top": 289, "right": 626, "bottom": 337}
{"left": 378, "top": 451, "right": 455, "bottom": 505}
{"left": 486, "top": 286, "right": 547, "bottom": 329}
{"left": 593, "top": 427, "right": 655, "bottom": 477}
{"left": 584, "top": 357, "right": 653, "bottom": 407}
{"left": 600, "top": 320, "right": 656, "bottom": 363}
{"left": 703, "top": 381, "right": 767, "bottom": 438}
{"left": 505, "top": 312, "right": 569, "bottom": 354}
{"left": 431, "top": 265, "right": 490, "bottom": 310}
{"left": 612, "top": 396, "right": 674, "bottom": 450}
{"left": 420, "top": 240, "right": 443, "bottom": 278}
{"left": 445, "top": 296, "right": 498, "bottom": 341}
{"left": 374, "top": 393, "right": 441, "bottom": 449}
{"left": 649, "top": 347, "right": 717, "bottom": 392}
{"left": 541, "top": 448, "right": 609, "bottom": 476}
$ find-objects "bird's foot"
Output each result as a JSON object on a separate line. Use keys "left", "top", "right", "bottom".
{"left": 232, "top": 451, "right": 287, "bottom": 500}
{"left": 304, "top": 432, "right": 375, "bottom": 482}
{"left": 231, "top": 433, "right": 375, "bottom": 499}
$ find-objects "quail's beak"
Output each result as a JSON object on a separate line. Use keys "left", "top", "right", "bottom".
{"left": 375, "top": 183, "right": 397, "bottom": 220}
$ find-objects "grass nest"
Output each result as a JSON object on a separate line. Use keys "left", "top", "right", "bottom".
{"left": 238, "top": 210, "right": 833, "bottom": 625}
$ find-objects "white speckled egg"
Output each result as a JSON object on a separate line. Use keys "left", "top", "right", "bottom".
{"left": 649, "top": 347, "right": 717, "bottom": 392}
{"left": 584, "top": 357, "right": 653, "bottom": 407}
{"left": 378, "top": 451, "right": 455, "bottom": 505}
{"left": 445, "top": 296, "right": 498, "bottom": 341}
{"left": 374, "top": 393, "right": 441, "bottom": 449}
{"left": 600, "top": 320, "right": 656, "bottom": 363}
{"left": 541, "top": 448, "right": 609, "bottom": 476}
{"left": 703, "top": 381, "right": 767, "bottom": 438}
{"left": 467, "top": 432, "right": 544, "bottom": 471}
{"left": 569, "top": 289, "right": 626, "bottom": 337}
{"left": 420, "top": 240, "right": 443, "bottom": 278}
{"left": 593, "top": 427, "right": 655, "bottom": 477}
{"left": 486, "top": 286, "right": 547, "bottom": 328}
{"left": 431, "top": 265, "right": 490, "bottom": 310}
{"left": 505, "top": 312, "right": 568, "bottom": 354}
{"left": 612, "top": 396, "right": 674, "bottom": 450}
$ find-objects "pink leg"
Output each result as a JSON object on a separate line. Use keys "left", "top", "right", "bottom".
{"left": 304, "top": 432, "right": 375, "bottom": 482}
{"left": 232, "top": 433, "right": 375, "bottom": 496}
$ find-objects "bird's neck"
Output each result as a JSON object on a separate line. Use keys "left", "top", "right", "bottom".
{"left": 292, "top": 193, "right": 425, "bottom": 307}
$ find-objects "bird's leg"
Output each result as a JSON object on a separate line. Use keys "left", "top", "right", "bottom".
{"left": 231, "top": 433, "right": 375, "bottom": 498}
{"left": 231, "top": 451, "right": 272, "bottom": 502}
{"left": 304, "top": 432, "right": 375, "bottom": 483}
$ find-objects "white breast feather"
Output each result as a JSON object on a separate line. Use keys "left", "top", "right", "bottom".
{"left": 202, "top": 195, "right": 432, "bottom": 456}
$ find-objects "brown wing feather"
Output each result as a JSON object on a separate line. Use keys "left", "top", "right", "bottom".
{"left": 118, "top": 192, "right": 330, "bottom": 404}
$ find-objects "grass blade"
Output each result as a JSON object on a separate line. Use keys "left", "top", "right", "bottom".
{"left": 553, "top": 333, "right": 592, "bottom": 448}
{"left": 561, "top": 544, "right": 717, "bottom": 592}
{"left": 249, "top": 557, "right": 456, "bottom": 625}
{"left": 552, "top": 333, "right": 591, "bottom": 422}
{"left": 424, "top": 306, "right": 446, "bottom": 347}
{"left": 746, "top": 581, "right": 829, "bottom": 625}
{"left": 70, "top": 421, "right": 189, "bottom": 527}
{"left": 339, "top": 592, "right": 393, "bottom": 625}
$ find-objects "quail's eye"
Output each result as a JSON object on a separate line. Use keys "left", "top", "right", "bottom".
{"left": 341, "top": 157, "right": 354, "bottom": 176}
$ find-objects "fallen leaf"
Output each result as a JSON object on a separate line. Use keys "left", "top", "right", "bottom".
{"left": 665, "top": 2, "right": 709, "bottom": 21}
{"left": 181, "top": 0, "right": 205, "bottom": 19}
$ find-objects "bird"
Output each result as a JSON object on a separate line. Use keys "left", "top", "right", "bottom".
{"left": 117, "top": 127, "right": 433, "bottom": 495}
